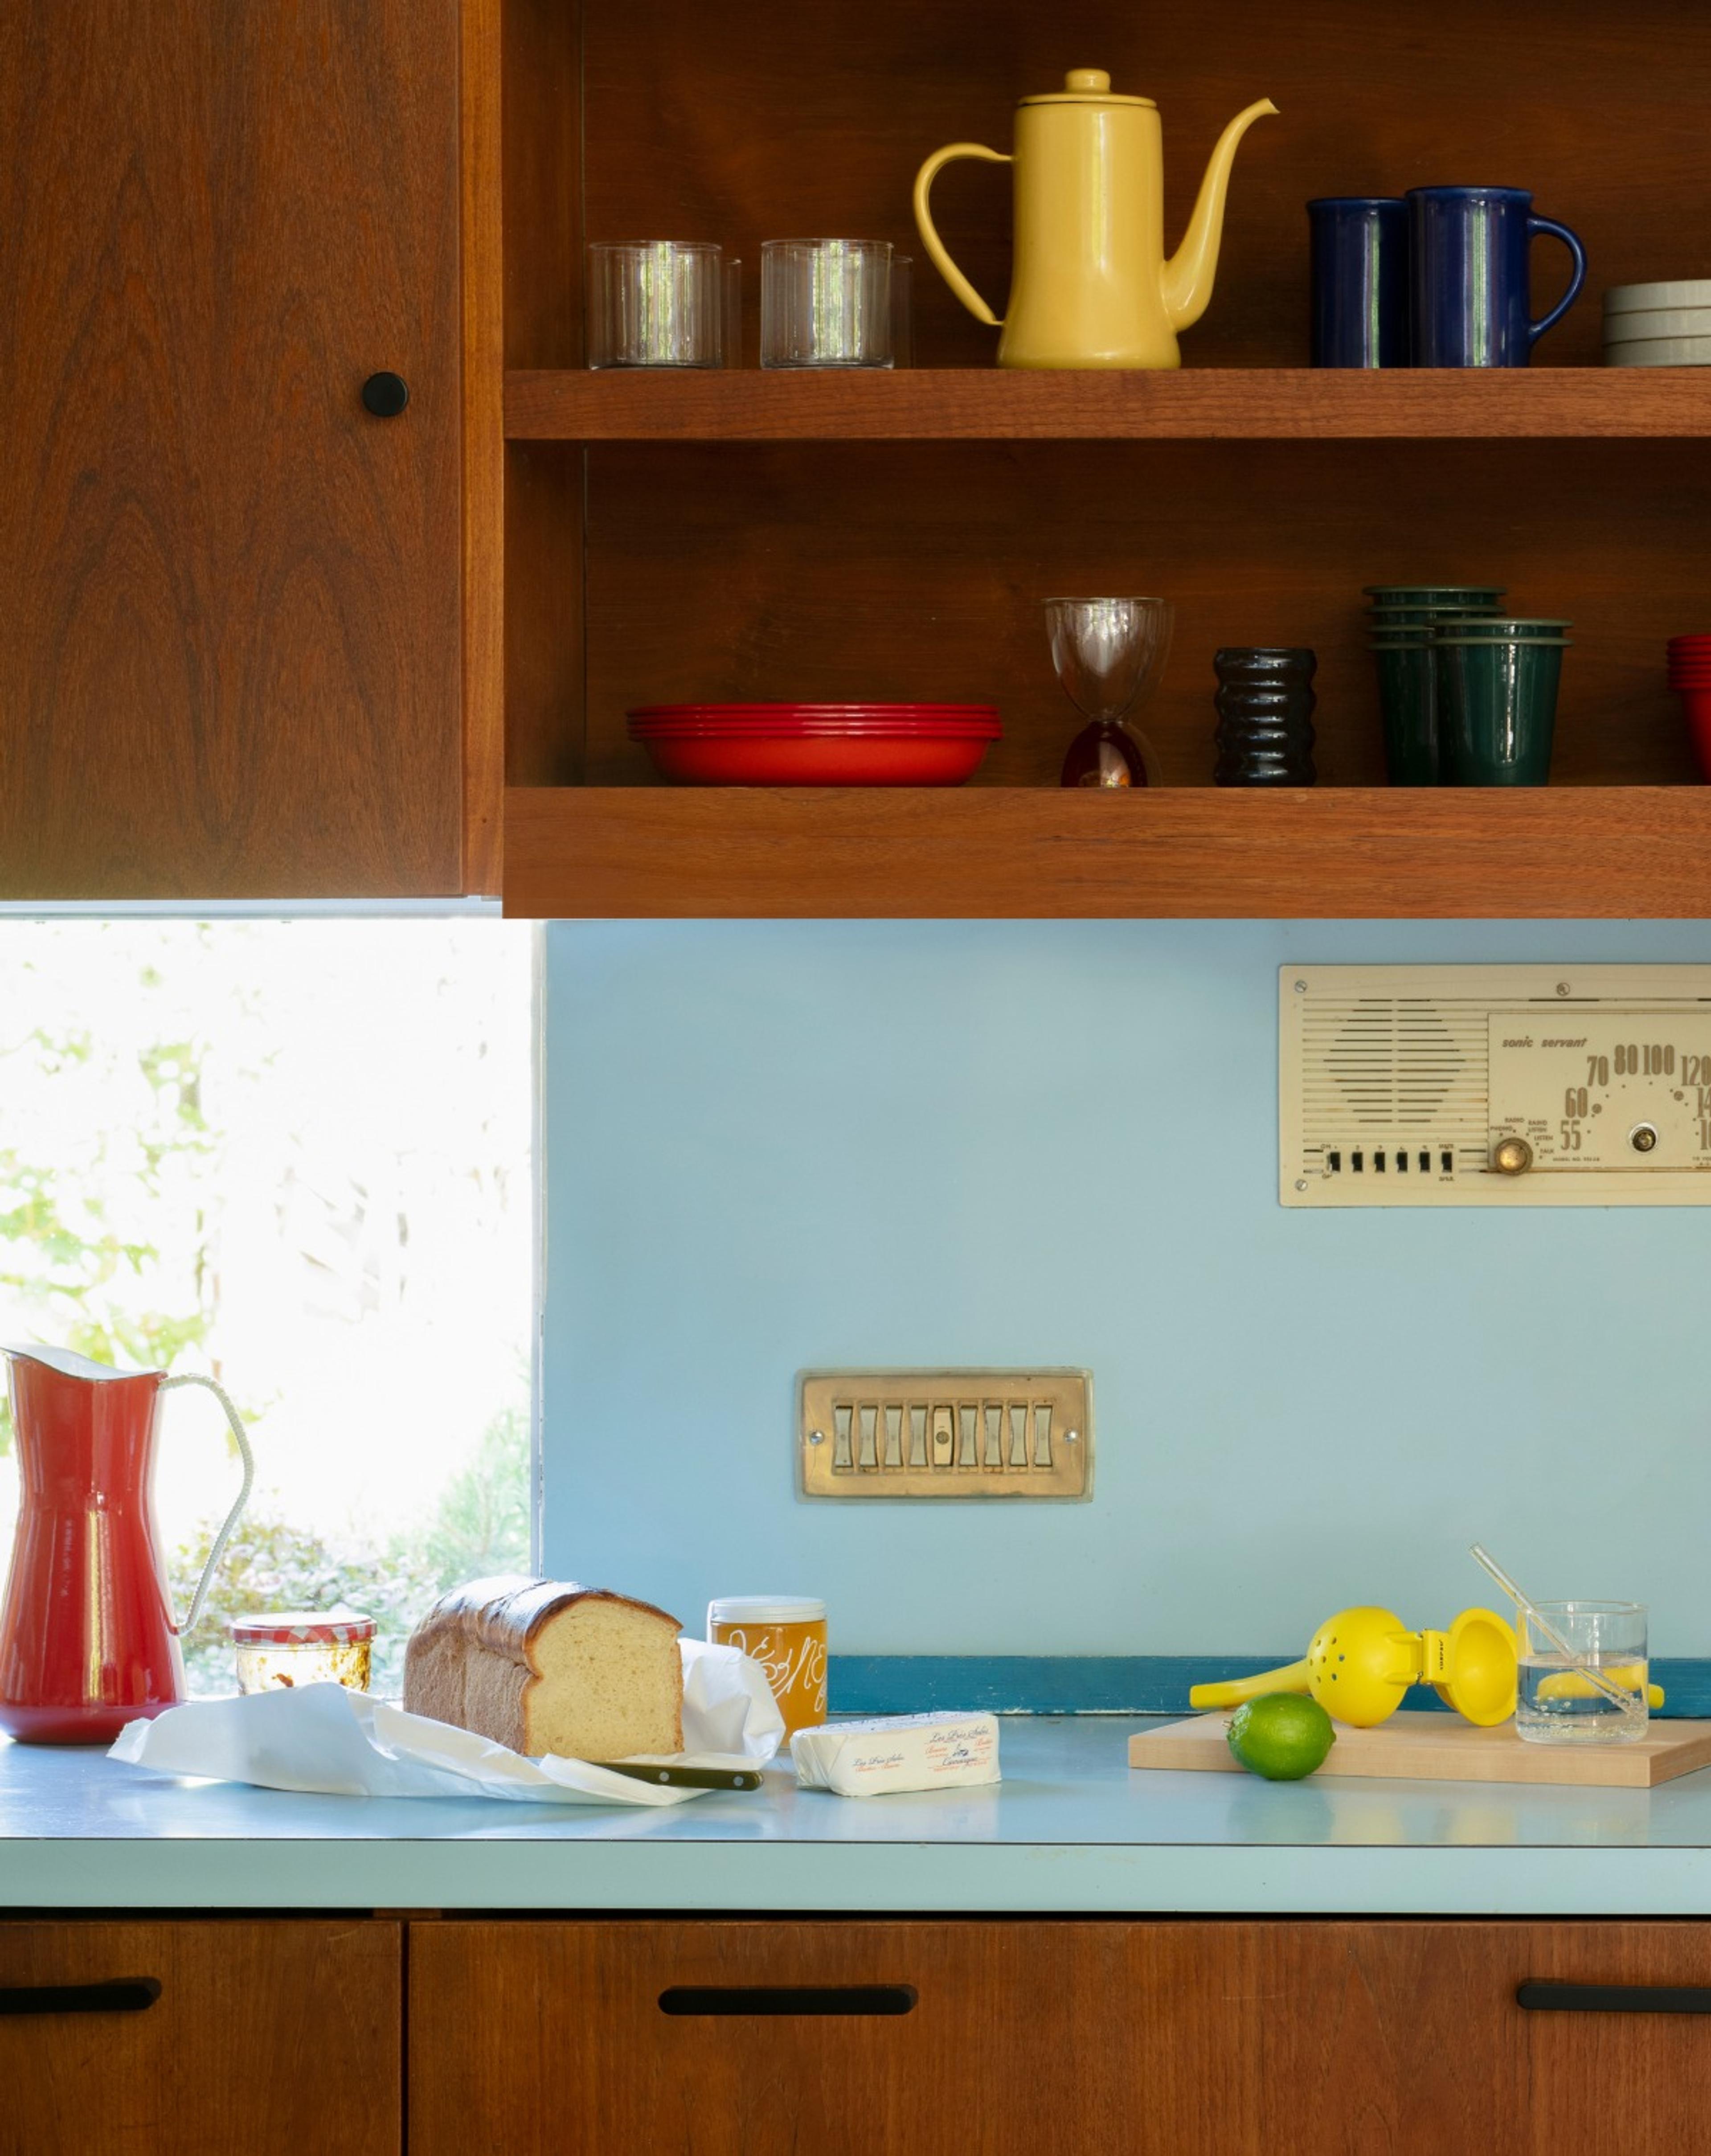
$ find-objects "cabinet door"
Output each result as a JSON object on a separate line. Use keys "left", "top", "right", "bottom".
{"left": 409, "top": 1917, "right": 1711, "bottom": 2156}
{"left": 0, "top": 1918, "right": 399, "bottom": 2156}
{"left": 0, "top": 1, "right": 463, "bottom": 898}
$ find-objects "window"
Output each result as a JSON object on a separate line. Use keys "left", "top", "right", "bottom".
{"left": 0, "top": 917, "right": 534, "bottom": 1692}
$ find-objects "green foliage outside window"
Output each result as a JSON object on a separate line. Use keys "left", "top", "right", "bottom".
{"left": 0, "top": 924, "right": 532, "bottom": 1697}
{"left": 172, "top": 1408, "right": 530, "bottom": 1693}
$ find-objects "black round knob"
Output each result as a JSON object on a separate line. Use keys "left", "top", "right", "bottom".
{"left": 360, "top": 371, "right": 409, "bottom": 418}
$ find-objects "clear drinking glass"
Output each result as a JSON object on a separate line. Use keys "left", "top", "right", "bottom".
{"left": 1515, "top": 1600, "right": 1648, "bottom": 1745}
{"left": 761, "top": 239, "right": 893, "bottom": 369}
{"left": 1046, "top": 597, "right": 1175, "bottom": 787}
{"left": 587, "top": 242, "right": 731, "bottom": 369}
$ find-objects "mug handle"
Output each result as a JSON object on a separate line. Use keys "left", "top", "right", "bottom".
{"left": 160, "top": 1373, "right": 256, "bottom": 1636}
{"left": 1527, "top": 216, "right": 1588, "bottom": 344}
{"left": 913, "top": 144, "right": 1010, "bottom": 327}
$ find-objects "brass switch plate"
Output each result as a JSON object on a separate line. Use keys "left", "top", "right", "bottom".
{"left": 798, "top": 1370, "right": 1093, "bottom": 1500}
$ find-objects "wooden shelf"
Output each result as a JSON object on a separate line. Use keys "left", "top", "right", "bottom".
{"left": 504, "top": 369, "right": 1711, "bottom": 444}
{"left": 502, "top": 786, "right": 1711, "bottom": 919}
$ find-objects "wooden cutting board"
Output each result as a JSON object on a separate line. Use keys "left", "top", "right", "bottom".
{"left": 1128, "top": 1709, "right": 1711, "bottom": 1789}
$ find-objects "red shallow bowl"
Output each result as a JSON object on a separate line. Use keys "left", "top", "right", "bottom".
{"left": 1677, "top": 689, "right": 1711, "bottom": 780}
{"left": 636, "top": 732, "right": 995, "bottom": 785}
{"left": 629, "top": 718, "right": 1001, "bottom": 739}
{"left": 630, "top": 702, "right": 999, "bottom": 717}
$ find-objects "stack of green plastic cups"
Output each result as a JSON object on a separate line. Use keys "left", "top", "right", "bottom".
{"left": 1434, "top": 618, "right": 1572, "bottom": 784}
{"left": 1365, "top": 586, "right": 1505, "bottom": 784}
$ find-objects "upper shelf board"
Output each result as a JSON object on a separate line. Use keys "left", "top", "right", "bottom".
{"left": 502, "top": 786, "right": 1711, "bottom": 921}
{"left": 504, "top": 369, "right": 1711, "bottom": 443}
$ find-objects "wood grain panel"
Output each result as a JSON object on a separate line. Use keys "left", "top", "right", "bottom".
{"left": 0, "top": 0, "right": 463, "bottom": 898}
{"left": 503, "top": 785, "right": 1711, "bottom": 918}
{"left": 578, "top": 0, "right": 1711, "bottom": 376}
{"left": 500, "top": 0, "right": 586, "bottom": 785}
{"left": 461, "top": 0, "right": 507, "bottom": 894}
{"left": 573, "top": 440, "right": 1707, "bottom": 790}
{"left": 0, "top": 1918, "right": 399, "bottom": 2156}
{"left": 409, "top": 1917, "right": 1711, "bottom": 2156}
{"left": 508, "top": 368, "right": 1711, "bottom": 442}
{"left": 505, "top": 443, "right": 586, "bottom": 785}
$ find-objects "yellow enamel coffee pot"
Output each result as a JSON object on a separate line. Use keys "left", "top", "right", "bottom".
{"left": 913, "top": 70, "right": 1277, "bottom": 370}
{"left": 1189, "top": 1607, "right": 1520, "bottom": 1729}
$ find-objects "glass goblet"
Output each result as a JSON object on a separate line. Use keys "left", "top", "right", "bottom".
{"left": 1045, "top": 596, "right": 1174, "bottom": 787}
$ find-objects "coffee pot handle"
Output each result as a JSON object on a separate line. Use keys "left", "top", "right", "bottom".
{"left": 160, "top": 1373, "right": 256, "bottom": 1636}
{"left": 1527, "top": 216, "right": 1587, "bottom": 344}
{"left": 913, "top": 144, "right": 1010, "bottom": 327}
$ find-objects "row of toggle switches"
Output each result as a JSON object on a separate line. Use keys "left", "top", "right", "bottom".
{"left": 1325, "top": 1147, "right": 1456, "bottom": 1175}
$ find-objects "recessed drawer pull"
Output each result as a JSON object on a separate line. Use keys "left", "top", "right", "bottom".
{"left": 1518, "top": 1980, "right": 1711, "bottom": 2015}
{"left": 0, "top": 1977, "right": 162, "bottom": 2017}
{"left": 659, "top": 1985, "right": 917, "bottom": 2017}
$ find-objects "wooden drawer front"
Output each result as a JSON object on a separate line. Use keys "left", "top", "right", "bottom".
{"left": 409, "top": 1917, "right": 1711, "bottom": 2156}
{"left": 0, "top": 1919, "right": 399, "bottom": 2156}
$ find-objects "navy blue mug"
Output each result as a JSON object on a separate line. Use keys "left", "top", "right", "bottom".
{"left": 1308, "top": 197, "right": 1410, "bottom": 367}
{"left": 1408, "top": 187, "right": 1587, "bottom": 366}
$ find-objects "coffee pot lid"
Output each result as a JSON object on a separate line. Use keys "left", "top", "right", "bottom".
{"left": 1020, "top": 68, "right": 1155, "bottom": 109}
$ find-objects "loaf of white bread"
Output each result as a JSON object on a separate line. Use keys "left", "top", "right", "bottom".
{"left": 403, "top": 1575, "right": 684, "bottom": 1760}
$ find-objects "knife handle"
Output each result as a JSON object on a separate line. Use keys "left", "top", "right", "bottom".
{"left": 597, "top": 1763, "right": 761, "bottom": 1791}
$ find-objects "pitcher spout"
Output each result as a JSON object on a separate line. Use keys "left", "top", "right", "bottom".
{"left": 1160, "top": 98, "right": 1278, "bottom": 333}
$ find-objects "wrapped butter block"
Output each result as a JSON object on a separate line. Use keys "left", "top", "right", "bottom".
{"left": 791, "top": 1711, "right": 1000, "bottom": 1797}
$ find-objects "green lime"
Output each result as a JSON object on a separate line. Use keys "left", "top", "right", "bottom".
{"left": 1226, "top": 1694, "right": 1336, "bottom": 1781}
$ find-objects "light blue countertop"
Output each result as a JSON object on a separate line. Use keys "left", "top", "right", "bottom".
{"left": 5, "top": 1717, "right": 1711, "bottom": 1915}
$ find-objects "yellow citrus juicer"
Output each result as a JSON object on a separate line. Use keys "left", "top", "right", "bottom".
{"left": 1187, "top": 1606, "right": 1520, "bottom": 1728}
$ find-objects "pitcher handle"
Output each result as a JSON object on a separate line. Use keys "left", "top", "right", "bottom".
{"left": 1527, "top": 215, "right": 1587, "bottom": 344}
{"left": 913, "top": 144, "right": 1010, "bottom": 328}
{"left": 160, "top": 1373, "right": 255, "bottom": 1636}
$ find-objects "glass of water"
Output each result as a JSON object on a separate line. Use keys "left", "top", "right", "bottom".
{"left": 1515, "top": 1601, "right": 1648, "bottom": 1745}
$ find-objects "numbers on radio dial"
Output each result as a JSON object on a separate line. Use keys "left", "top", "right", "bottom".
{"left": 1613, "top": 1042, "right": 1674, "bottom": 1077}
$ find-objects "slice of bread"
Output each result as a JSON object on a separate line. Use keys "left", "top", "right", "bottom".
{"left": 403, "top": 1574, "right": 683, "bottom": 1760}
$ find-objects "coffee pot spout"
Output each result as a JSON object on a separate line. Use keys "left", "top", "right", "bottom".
{"left": 1160, "top": 98, "right": 1278, "bottom": 332}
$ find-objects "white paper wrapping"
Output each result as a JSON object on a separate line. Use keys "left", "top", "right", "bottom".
{"left": 791, "top": 1711, "right": 1001, "bottom": 1797}
{"left": 108, "top": 1637, "right": 785, "bottom": 1806}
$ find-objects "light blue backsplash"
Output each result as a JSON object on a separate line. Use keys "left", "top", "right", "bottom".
{"left": 541, "top": 920, "right": 1711, "bottom": 1656}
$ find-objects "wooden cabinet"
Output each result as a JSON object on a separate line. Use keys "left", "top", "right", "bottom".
{"left": 0, "top": 1918, "right": 399, "bottom": 2156}
{"left": 4, "top": 0, "right": 1706, "bottom": 910}
{"left": 495, "top": 0, "right": 1711, "bottom": 919}
{"left": 2, "top": 1910, "right": 1708, "bottom": 2153}
{"left": 0, "top": 0, "right": 486, "bottom": 898}
{"left": 408, "top": 1916, "right": 1711, "bottom": 2156}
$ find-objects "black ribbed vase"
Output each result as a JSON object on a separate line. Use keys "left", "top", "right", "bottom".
{"left": 1213, "top": 648, "right": 1318, "bottom": 785}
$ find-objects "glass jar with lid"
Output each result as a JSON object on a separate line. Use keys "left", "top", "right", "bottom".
{"left": 231, "top": 1609, "right": 375, "bottom": 1694}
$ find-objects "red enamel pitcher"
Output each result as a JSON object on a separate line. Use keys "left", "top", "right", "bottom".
{"left": 0, "top": 1348, "right": 253, "bottom": 1743}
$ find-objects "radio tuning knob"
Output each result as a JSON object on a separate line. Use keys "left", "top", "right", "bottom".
{"left": 1492, "top": 1135, "right": 1534, "bottom": 1176}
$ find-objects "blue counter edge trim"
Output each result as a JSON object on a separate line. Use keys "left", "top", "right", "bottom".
{"left": 829, "top": 1656, "right": 1711, "bottom": 1718}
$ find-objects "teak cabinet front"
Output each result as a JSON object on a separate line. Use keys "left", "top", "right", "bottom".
{"left": 409, "top": 1916, "right": 1711, "bottom": 2156}
{"left": 0, "top": 1918, "right": 400, "bottom": 2156}
{"left": 0, "top": 0, "right": 466, "bottom": 898}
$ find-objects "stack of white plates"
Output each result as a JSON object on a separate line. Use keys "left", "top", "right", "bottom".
{"left": 1604, "top": 280, "right": 1711, "bottom": 367}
